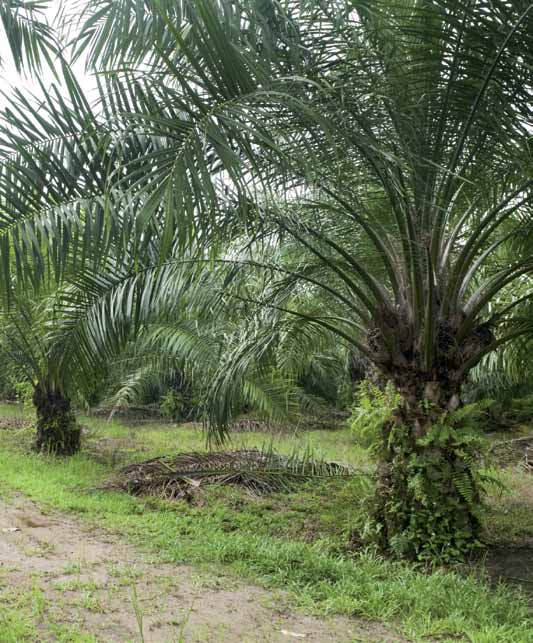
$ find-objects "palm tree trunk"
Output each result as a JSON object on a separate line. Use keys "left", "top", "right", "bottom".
{"left": 372, "top": 376, "right": 483, "bottom": 563}
{"left": 33, "top": 386, "right": 81, "bottom": 455}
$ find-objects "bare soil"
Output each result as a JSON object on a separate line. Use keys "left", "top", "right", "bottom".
{"left": 0, "top": 496, "right": 406, "bottom": 642}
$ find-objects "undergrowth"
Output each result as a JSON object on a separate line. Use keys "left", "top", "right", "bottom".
{"left": 0, "top": 405, "right": 532, "bottom": 641}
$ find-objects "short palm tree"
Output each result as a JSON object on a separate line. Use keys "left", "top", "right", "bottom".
{"left": 0, "top": 297, "right": 85, "bottom": 453}
{"left": 1, "top": 0, "right": 532, "bottom": 560}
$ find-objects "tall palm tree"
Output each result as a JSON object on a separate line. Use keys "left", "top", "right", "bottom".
{"left": 1, "top": 0, "right": 532, "bottom": 560}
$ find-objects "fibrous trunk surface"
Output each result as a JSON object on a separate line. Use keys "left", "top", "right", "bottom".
{"left": 33, "top": 387, "right": 81, "bottom": 456}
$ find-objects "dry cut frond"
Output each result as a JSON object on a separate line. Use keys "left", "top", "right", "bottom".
{"left": 104, "top": 448, "right": 359, "bottom": 499}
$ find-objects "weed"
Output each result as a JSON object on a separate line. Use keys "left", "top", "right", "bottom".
{"left": 131, "top": 583, "right": 145, "bottom": 643}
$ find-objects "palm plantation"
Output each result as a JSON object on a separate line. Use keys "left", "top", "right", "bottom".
{"left": 0, "top": 0, "right": 532, "bottom": 572}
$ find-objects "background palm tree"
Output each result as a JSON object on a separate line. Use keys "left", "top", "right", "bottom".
{"left": 0, "top": 297, "right": 84, "bottom": 454}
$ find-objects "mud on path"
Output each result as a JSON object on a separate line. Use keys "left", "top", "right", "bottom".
{"left": 0, "top": 496, "right": 405, "bottom": 642}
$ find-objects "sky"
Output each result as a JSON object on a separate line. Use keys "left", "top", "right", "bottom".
{"left": 0, "top": 0, "right": 94, "bottom": 110}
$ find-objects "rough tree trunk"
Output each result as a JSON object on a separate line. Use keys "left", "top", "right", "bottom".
{"left": 372, "top": 375, "right": 483, "bottom": 563}
{"left": 33, "top": 386, "right": 81, "bottom": 455}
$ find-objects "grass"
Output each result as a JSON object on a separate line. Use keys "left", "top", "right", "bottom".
{"left": 83, "top": 411, "right": 371, "bottom": 466}
{"left": 0, "top": 587, "right": 41, "bottom": 643}
{"left": 0, "top": 581, "right": 97, "bottom": 643}
{"left": 485, "top": 465, "right": 533, "bottom": 546}
{"left": 0, "top": 404, "right": 532, "bottom": 642}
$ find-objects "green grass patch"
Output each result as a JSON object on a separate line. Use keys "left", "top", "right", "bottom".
{"left": 486, "top": 465, "right": 533, "bottom": 545}
{"left": 0, "top": 580, "right": 96, "bottom": 643}
{"left": 79, "top": 412, "right": 371, "bottom": 467}
{"left": 0, "top": 405, "right": 532, "bottom": 642}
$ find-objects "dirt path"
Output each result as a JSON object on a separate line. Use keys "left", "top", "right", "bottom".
{"left": 0, "top": 496, "right": 405, "bottom": 642}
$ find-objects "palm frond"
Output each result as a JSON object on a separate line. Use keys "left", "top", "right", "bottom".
{"left": 0, "top": 0, "right": 59, "bottom": 74}
{"left": 104, "top": 447, "right": 360, "bottom": 499}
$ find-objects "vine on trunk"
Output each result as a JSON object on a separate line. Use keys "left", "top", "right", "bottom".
{"left": 369, "top": 407, "right": 487, "bottom": 564}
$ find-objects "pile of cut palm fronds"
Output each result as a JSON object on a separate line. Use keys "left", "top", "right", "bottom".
{"left": 490, "top": 436, "right": 533, "bottom": 468}
{"left": 104, "top": 448, "right": 361, "bottom": 499}
{"left": 229, "top": 418, "right": 288, "bottom": 433}
{"left": 0, "top": 417, "right": 31, "bottom": 431}
{"left": 229, "top": 411, "right": 349, "bottom": 434}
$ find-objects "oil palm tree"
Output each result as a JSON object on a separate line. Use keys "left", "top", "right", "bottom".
{"left": 1, "top": 0, "right": 533, "bottom": 560}
{"left": 72, "top": 0, "right": 533, "bottom": 561}
{"left": 0, "top": 297, "right": 85, "bottom": 453}
{"left": 0, "top": 58, "right": 146, "bottom": 451}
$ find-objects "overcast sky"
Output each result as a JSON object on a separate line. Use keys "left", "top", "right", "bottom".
{"left": 0, "top": 0, "right": 94, "bottom": 110}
